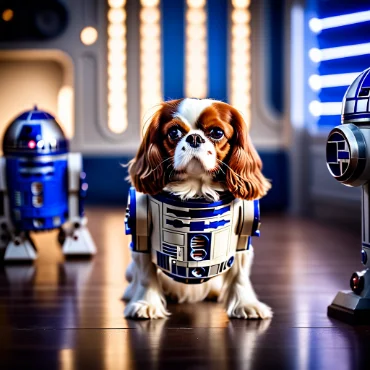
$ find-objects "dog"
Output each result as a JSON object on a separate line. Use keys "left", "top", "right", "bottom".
{"left": 123, "top": 98, "right": 272, "bottom": 320}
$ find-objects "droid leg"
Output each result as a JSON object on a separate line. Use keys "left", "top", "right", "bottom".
{"left": 61, "top": 153, "right": 96, "bottom": 256}
{"left": 4, "top": 231, "right": 37, "bottom": 261}
{"left": 61, "top": 218, "right": 96, "bottom": 256}
{"left": 328, "top": 183, "right": 370, "bottom": 324}
{"left": 0, "top": 158, "right": 37, "bottom": 261}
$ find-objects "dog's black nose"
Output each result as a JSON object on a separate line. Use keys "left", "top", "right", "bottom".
{"left": 186, "top": 134, "right": 205, "bottom": 148}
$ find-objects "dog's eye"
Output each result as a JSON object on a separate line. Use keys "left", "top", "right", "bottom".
{"left": 209, "top": 128, "right": 224, "bottom": 140}
{"left": 168, "top": 127, "right": 182, "bottom": 140}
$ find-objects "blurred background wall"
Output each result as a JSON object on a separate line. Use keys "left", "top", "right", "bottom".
{"left": 0, "top": 0, "right": 367, "bottom": 222}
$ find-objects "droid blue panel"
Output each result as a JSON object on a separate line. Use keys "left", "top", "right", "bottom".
{"left": 6, "top": 156, "right": 69, "bottom": 231}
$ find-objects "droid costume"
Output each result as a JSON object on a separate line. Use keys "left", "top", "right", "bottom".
{"left": 0, "top": 107, "right": 96, "bottom": 261}
{"left": 326, "top": 67, "right": 370, "bottom": 323}
{"left": 125, "top": 187, "right": 260, "bottom": 284}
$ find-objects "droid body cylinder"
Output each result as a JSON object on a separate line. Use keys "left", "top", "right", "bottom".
{"left": 326, "top": 67, "right": 370, "bottom": 323}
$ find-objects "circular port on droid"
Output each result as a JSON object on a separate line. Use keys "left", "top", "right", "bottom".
{"left": 350, "top": 272, "right": 365, "bottom": 294}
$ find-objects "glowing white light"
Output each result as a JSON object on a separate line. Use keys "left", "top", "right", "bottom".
{"left": 57, "top": 86, "right": 74, "bottom": 138}
{"left": 185, "top": 0, "right": 207, "bottom": 98}
{"left": 310, "top": 10, "right": 370, "bottom": 34}
{"left": 141, "top": 0, "right": 159, "bottom": 6}
{"left": 308, "top": 75, "right": 322, "bottom": 91}
{"left": 80, "top": 26, "right": 98, "bottom": 45}
{"left": 311, "top": 43, "right": 370, "bottom": 62}
{"left": 309, "top": 48, "right": 321, "bottom": 63}
{"left": 37, "top": 140, "right": 45, "bottom": 149}
{"left": 188, "top": 0, "right": 206, "bottom": 7}
{"left": 309, "top": 101, "right": 342, "bottom": 116}
{"left": 309, "top": 101, "right": 322, "bottom": 116}
{"left": 108, "top": 0, "right": 126, "bottom": 7}
{"left": 141, "top": 23, "right": 160, "bottom": 38}
{"left": 140, "top": 0, "right": 162, "bottom": 131}
{"left": 230, "top": 0, "right": 251, "bottom": 126}
{"left": 108, "top": 8, "right": 126, "bottom": 23}
{"left": 309, "top": 72, "right": 361, "bottom": 90}
{"left": 107, "top": 0, "right": 127, "bottom": 133}
{"left": 140, "top": 7, "right": 160, "bottom": 23}
{"left": 187, "top": 8, "right": 206, "bottom": 23}
{"left": 232, "top": 0, "right": 250, "bottom": 8}
{"left": 232, "top": 9, "right": 249, "bottom": 24}
{"left": 108, "top": 24, "right": 126, "bottom": 38}
{"left": 308, "top": 18, "right": 322, "bottom": 33}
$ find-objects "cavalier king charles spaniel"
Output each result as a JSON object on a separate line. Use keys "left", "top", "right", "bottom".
{"left": 123, "top": 98, "right": 272, "bottom": 320}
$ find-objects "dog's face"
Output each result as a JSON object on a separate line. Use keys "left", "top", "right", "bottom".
{"left": 129, "top": 98, "right": 270, "bottom": 200}
{"left": 163, "top": 99, "right": 233, "bottom": 175}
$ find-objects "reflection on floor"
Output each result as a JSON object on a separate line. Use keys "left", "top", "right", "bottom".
{"left": 0, "top": 208, "right": 369, "bottom": 369}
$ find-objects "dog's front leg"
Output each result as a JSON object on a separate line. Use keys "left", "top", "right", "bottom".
{"left": 124, "top": 251, "right": 170, "bottom": 319}
{"left": 220, "top": 248, "right": 273, "bottom": 319}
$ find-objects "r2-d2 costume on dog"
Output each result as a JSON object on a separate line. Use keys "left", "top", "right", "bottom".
{"left": 125, "top": 187, "right": 260, "bottom": 284}
{"left": 326, "top": 67, "right": 370, "bottom": 323}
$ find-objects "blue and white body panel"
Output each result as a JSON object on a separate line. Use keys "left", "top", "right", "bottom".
{"left": 0, "top": 153, "right": 96, "bottom": 260}
{"left": 6, "top": 154, "right": 69, "bottom": 231}
{"left": 126, "top": 188, "right": 260, "bottom": 284}
{"left": 325, "top": 67, "right": 370, "bottom": 322}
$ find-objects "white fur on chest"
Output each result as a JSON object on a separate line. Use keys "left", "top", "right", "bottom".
{"left": 164, "top": 174, "right": 226, "bottom": 201}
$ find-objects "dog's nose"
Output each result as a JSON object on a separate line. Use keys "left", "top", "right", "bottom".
{"left": 186, "top": 134, "right": 205, "bottom": 148}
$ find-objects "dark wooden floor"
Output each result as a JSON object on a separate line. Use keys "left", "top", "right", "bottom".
{"left": 0, "top": 208, "right": 369, "bottom": 370}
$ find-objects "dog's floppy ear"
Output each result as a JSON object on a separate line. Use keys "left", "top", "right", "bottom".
{"left": 224, "top": 108, "right": 271, "bottom": 200}
{"left": 128, "top": 109, "right": 167, "bottom": 195}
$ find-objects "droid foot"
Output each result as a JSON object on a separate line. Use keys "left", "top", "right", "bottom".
{"left": 328, "top": 290, "right": 370, "bottom": 324}
{"left": 62, "top": 219, "right": 96, "bottom": 257}
{"left": 4, "top": 233, "right": 37, "bottom": 261}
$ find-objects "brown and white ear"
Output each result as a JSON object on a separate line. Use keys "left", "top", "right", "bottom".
{"left": 128, "top": 110, "right": 167, "bottom": 195}
{"left": 224, "top": 108, "right": 271, "bottom": 200}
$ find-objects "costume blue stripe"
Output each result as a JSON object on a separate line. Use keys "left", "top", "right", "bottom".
{"left": 166, "top": 218, "right": 230, "bottom": 231}
{"left": 207, "top": 0, "right": 228, "bottom": 101}
{"left": 163, "top": 271, "right": 211, "bottom": 284}
{"left": 157, "top": 251, "right": 170, "bottom": 270}
{"left": 251, "top": 200, "right": 260, "bottom": 237}
{"left": 162, "top": 243, "right": 177, "bottom": 256}
{"left": 166, "top": 205, "right": 230, "bottom": 218}
{"left": 246, "top": 236, "right": 251, "bottom": 250}
{"left": 161, "top": 0, "right": 185, "bottom": 99}
{"left": 343, "top": 113, "right": 370, "bottom": 121}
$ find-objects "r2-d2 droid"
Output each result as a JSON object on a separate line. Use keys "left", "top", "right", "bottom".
{"left": 0, "top": 107, "right": 96, "bottom": 261}
{"left": 125, "top": 188, "right": 260, "bottom": 284}
{"left": 326, "top": 67, "right": 370, "bottom": 323}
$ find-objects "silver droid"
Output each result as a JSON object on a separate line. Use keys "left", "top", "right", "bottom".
{"left": 326, "top": 67, "right": 370, "bottom": 323}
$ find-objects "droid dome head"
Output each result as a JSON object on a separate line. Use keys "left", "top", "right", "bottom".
{"left": 342, "top": 67, "right": 370, "bottom": 124}
{"left": 2, "top": 106, "right": 68, "bottom": 156}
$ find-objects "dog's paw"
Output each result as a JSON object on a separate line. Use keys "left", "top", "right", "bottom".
{"left": 124, "top": 299, "right": 170, "bottom": 319}
{"left": 227, "top": 300, "right": 273, "bottom": 320}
